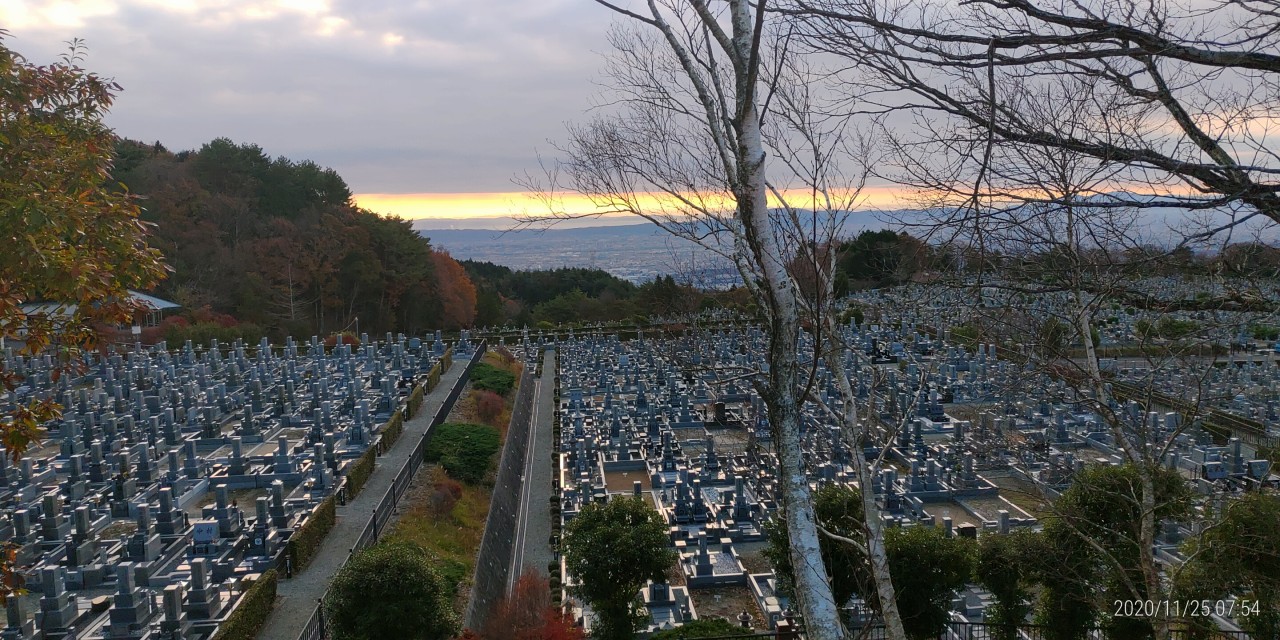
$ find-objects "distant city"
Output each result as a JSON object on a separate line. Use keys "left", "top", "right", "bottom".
{"left": 418, "top": 218, "right": 893, "bottom": 286}
{"left": 419, "top": 221, "right": 743, "bottom": 286}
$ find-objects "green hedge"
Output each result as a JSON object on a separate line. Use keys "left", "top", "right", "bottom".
{"left": 210, "top": 569, "right": 278, "bottom": 640}
{"left": 346, "top": 448, "right": 376, "bottom": 499}
{"left": 289, "top": 495, "right": 336, "bottom": 571}
{"left": 381, "top": 411, "right": 405, "bottom": 452}
{"left": 425, "top": 347, "right": 453, "bottom": 393}
{"left": 406, "top": 384, "right": 425, "bottom": 418}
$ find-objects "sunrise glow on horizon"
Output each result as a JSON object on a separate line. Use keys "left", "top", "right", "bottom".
{"left": 353, "top": 186, "right": 912, "bottom": 220}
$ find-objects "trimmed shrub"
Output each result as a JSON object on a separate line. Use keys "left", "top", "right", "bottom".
{"left": 289, "top": 496, "right": 336, "bottom": 570}
{"left": 427, "top": 365, "right": 442, "bottom": 392}
{"left": 210, "top": 569, "right": 277, "bottom": 640}
{"left": 381, "top": 412, "right": 405, "bottom": 451}
{"left": 165, "top": 321, "right": 265, "bottom": 349}
{"left": 346, "top": 449, "right": 376, "bottom": 499}
{"left": 323, "top": 542, "right": 459, "bottom": 640}
{"left": 424, "top": 423, "right": 501, "bottom": 485}
{"left": 406, "top": 384, "right": 425, "bottom": 418}
{"left": 470, "top": 362, "right": 516, "bottom": 395}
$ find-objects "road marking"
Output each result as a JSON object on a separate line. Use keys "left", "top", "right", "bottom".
{"left": 510, "top": 358, "right": 545, "bottom": 592}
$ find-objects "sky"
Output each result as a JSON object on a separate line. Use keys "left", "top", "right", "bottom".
{"left": 2, "top": 0, "right": 625, "bottom": 219}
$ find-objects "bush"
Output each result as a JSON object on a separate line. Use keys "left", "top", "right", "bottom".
{"left": 210, "top": 569, "right": 277, "bottom": 640}
{"left": 381, "top": 412, "right": 405, "bottom": 452}
{"left": 473, "top": 390, "right": 505, "bottom": 427}
{"left": 470, "top": 362, "right": 516, "bottom": 395}
{"left": 427, "top": 478, "right": 463, "bottom": 516}
{"left": 480, "top": 570, "right": 585, "bottom": 640}
{"left": 427, "top": 364, "right": 442, "bottom": 392}
{"left": 407, "top": 384, "right": 426, "bottom": 418}
{"left": 165, "top": 320, "right": 265, "bottom": 349}
{"left": 1251, "top": 324, "right": 1280, "bottom": 341}
{"left": 425, "top": 423, "right": 501, "bottom": 484}
{"left": 289, "top": 495, "right": 336, "bottom": 570}
{"left": 346, "top": 449, "right": 376, "bottom": 499}
{"left": 323, "top": 542, "right": 459, "bottom": 640}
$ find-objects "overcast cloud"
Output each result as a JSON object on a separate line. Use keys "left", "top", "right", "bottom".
{"left": 2, "top": 0, "right": 616, "bottom": 193}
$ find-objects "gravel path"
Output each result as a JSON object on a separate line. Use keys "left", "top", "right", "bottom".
{"left": 256, "top": 360, "right": 469, "bottom": 640}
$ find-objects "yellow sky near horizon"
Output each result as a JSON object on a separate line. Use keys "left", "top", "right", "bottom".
{"left": 353, "top": 186, "right": 913, "bottom": 220}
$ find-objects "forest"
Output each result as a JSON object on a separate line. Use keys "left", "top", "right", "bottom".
{"left": 115, "top": 137, "right": 1268, "bottom": 343}
{"left": 110, "top": 140, "right": 939, "bottom": 342}
{"left": 112, "top": 138, "right": 477, "bottom": 342}
{"left": 463, "top": 262, "right": 756, "bottom": 328}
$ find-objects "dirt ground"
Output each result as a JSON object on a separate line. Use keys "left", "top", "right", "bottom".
{"left": 691, "top": 585, "right": 766, "bottom": 629}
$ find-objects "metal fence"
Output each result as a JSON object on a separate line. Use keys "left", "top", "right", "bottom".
{"left": 294, "top": 342, "right": 486, "bottom": 640}
{"left": 748, "top": 622, "right": 1260, "bottom": 640}
{"left": 648, "top": 622, "right": 1259, "bottom": 640}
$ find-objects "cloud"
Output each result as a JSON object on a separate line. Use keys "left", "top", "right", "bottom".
{"left": 1, "top": 0, "right": 617, "bottom": 194}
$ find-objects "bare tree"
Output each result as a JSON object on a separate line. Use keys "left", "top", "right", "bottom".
{"left": 841, "top": 52, "right": 1270, "bottom": 633}
{"left": 785, "top": 0, "right": 1280, "bottom": 228}
{"left": 516, "top": 0, "right": 917, "bottom": 636}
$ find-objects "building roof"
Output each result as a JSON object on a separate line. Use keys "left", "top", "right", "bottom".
{"left": 18, "top": 290, "right": 180, "bottom": 314}
{"left": 128, "top": 291, "right": 181, "bottom": 310}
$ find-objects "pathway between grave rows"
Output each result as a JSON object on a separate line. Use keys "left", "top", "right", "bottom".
{"left": 256, "top": 359, "right": 470, "bottom": 640}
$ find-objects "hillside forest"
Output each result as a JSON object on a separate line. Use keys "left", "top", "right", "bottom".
{"left": 110, "top": 138, "right": 759, "bottom": 340}
{"left": 116, "top": 139, "right": 1280, "bottom": 343}
{"left": 113, "top": 138, "right": 476, "bottom": 342}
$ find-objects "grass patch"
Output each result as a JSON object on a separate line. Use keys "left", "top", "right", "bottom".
{"left": 385, "top": 467, "right": 491, "bottom": 610}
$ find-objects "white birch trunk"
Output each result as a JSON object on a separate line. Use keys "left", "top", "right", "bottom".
{"left": 736, "top": 92, "right": 847, "bottom": 640}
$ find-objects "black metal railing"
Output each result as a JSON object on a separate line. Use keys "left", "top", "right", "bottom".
{"left": 659, "top": 622, "right": 1258, "bottom": 640}
{"left": 293, "top": 341, "right": 486, "bottom": 640}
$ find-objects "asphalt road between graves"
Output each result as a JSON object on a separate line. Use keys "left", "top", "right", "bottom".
{"left": 256, "top": 358, "right": 469, "bottom": 640}
{"left": 510, "top": 349, "right": 556, "bottom": 589}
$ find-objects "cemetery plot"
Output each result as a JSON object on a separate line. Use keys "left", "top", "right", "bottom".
{"left": 540, "top": 283, "right": 1279, "bottom": 636}
{"left": 0, "top": 330, "right": 463, "bottom": 640}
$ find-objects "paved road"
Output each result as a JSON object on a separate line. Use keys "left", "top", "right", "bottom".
{"left": 511, "top": 349, "right": 556, "bottom": 586}
{"left": 256, "top": 360, "right": 469, "bottom": 640}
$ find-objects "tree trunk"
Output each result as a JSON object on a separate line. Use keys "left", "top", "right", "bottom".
{"left": 735, "top": 86, "right": 845, "bottom": 639}
{"left": 823, "top": 327, "right": 908, "bottom": 640}
{"left": 1075, "top": 287, "right": 1168, "bottom": 636}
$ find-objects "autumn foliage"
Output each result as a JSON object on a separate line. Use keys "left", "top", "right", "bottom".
{"left": 473, "top": 391, "right": 506, "bottom": 427}
{"left": 1, "top": 37, "right": 168, "bottom": 470}
{"left": 431, "top": 251, "right": 478, "bottom": 330}
{"left": 477, "top": 571, "right": 584, "bottom": 640}
{"left": 110, "top": 137, "right": 479, "bottom": 337}
{"left": 427, "top": 477, "right": 464, "bottom": 517}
